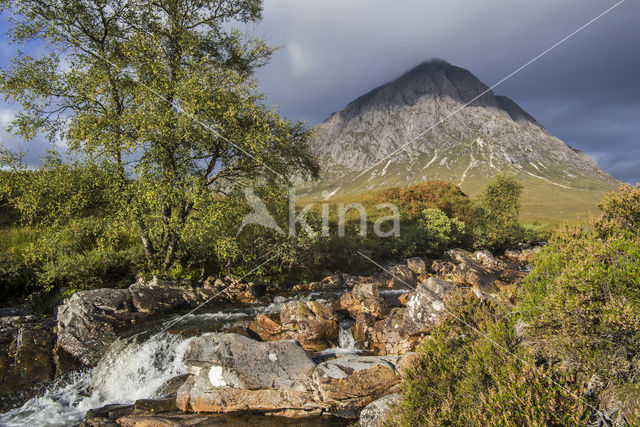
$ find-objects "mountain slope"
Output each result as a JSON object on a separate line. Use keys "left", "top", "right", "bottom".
{"left": 301, "top": 59, "right": 619, "bottom": 221}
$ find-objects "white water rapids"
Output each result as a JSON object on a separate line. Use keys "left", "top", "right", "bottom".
{"left": 0, "top": 333, "right": 192, "bottom": 427}
{"left": 0, "top": 290, "right": 354, "bottom": 426}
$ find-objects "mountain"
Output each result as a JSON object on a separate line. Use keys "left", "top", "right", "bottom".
{"left": 301, "top": 59, "right": 619, "bottom": 221}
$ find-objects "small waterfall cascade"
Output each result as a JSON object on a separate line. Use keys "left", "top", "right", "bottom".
{"left": 0, "top": 332, "right": 192, "bottom": 426}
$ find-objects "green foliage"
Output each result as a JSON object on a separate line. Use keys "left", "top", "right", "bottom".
{"left": 0, "top": 252, "right": 32, "bottom": 296}
{"left": 399, "top": 185, "right": 640, "bottom": 424}
{"left": 474, "top": 174, "right": 525, "bottom": 251}
{"left": 17, "top": 217, "right": 144, "bottom": 292}
{"left": 374, "top": 180, "right": 475, "bottom": 222}
{"left": 517, "top": 184, "right": 640, "bottom": 421}
{"left": 0, "top": 153, "right": 115, "bottom": 226}
{"left": 0, "top": 0, "right": 319, "bottom": 272}
{"left": 417, "top": 208, "right": 466, "bottom": 255}
{"left": 178, "top": 185, "right": 321, "bottom": 285}
{"left": 398, "top": 292, "right": 586, "bottom": 426}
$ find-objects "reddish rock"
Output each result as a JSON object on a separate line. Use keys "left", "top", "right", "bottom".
{"left": 340, "top": 283, "right": 388, "bottom": 320}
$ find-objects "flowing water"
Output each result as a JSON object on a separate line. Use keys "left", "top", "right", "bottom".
{"left": 0, "top": 290, "right": 353, "bottom": 426}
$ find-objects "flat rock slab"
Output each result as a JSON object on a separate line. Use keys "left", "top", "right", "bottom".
{"left": 183, "top": 333, "right": 316, "bottom": 389}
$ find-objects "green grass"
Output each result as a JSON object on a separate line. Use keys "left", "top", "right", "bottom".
{"left": 0, "top": 226, "right": 39, "bottom": 252}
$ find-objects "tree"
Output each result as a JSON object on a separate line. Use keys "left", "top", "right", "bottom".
{"left": 475, "top": 174, "right": 524, "bottom": 250}
{"left": 0, "top": 0, "right": 319, "bottom": 271}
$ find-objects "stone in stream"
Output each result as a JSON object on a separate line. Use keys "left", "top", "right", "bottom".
{"left": 249, "top": 301, "right": 339, "bottom": 352}
{"left": 56, "top": 288, "right": 138, "bottom": 366}
{"left": 176, "top": 333, "right": 404, "bottom": 418}
{"left": 339, "top": 283, "right": 388, "bottom": 320}
{"left": 177, "top": 333, "right": 321, "bottom": 416}
{"left": 312, "top": 355, "right": 400, "bottom": 418}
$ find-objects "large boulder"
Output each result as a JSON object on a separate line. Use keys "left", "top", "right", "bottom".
{"left": 129, "top": 280, "right": 232, "bottom": 314}
{"left": 359, "top": 393, "right": 402, "bottom": 427}
{"left": 177, "top": 333, "right": 322, "bottom": 417}
{"left": 312, "top": 356, "right": 401, "bottom": 418}
{"left": 56, "top": 288, "right": 137, "bottom": 365}
{"left": 340, "top": 283, "right": 388, "bottom": 320}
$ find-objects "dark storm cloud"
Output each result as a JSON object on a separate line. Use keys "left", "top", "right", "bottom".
{"left": 1, "top": 0, "right": 638, "bottom": 182}
{"left": 251, "top": 0, "right": 640, "bottom": 183}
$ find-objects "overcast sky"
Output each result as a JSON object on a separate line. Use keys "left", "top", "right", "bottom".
{"left": 1, "top": 0, "right": 638, "bottom": 183}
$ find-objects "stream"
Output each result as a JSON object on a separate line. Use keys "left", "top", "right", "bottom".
{"left": 0, "top": 289, "right": 359, "bottom": 426}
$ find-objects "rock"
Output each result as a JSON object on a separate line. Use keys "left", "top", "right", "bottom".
{"left": 133, "top": 398, "right": 177, "bottom": 414}
{"left": 431, "top": 259, "right": 455, "bottom": 276}
{"left": 177, "top": 333, "right": 322, "bottom": 416}
{"left": 406, "top": 257, "right": 427, "bottom": 275}
{"left": 340, "top": 283, "right": 388, "bottom": 320}
{"left": 56, "top": 288, "right": 136, "bottom": 366}
{"left": 250, "top": 302, "right": 339, "bottom": 352}
{"left": 312, "top": 356, "right": 400, "bottom": 418}
{"left": 353, "top": 310, "right": 419, "bottom": 356}
{"left": 113, "top": 413, "right": 230, "bottom": 427}
{"left": 504, "top": 245, "right": 542, "bottom": 263}
{"left": 181, "top": 333, "right": 316, "bottom": 390}
{"left": 291, "top": 274, "right": 345, "bottom": 292}
{"left": 203, "top": 277, "right": 259, "bottom": 304}
{"left": 446, "top": 249, "right": 500, "bottom": 295}
{"left": 359, "top": 393, "right": 402, "bottom": 427}
{"left": 397, "top": 292, "right": 411, "bottom": 306}
{"left": 0, "top": 316, "right": 56, "bottom": 398}
{"left": 82, "top": 404, "right": 134, "bottom": 427}
{"left": 383, "top": 264, "right": 419, "bottom": 289}
{"left": 180, "top": 375, "right": 320, "bottom": 416}
{"left": 156, "top": 374, "right": 191, "bottom": 398}
{"left": 396, "top": 352, "right": 418, "bottom": 372}
{"left": 353, "top": 277, "right": 455, "bottom": 355}
{"left": 473, "top": 250, "right": 508, "bottom": 270}
{"left": 279, "top": 301, "right": 339, "bottom": 352}
{"left": 129, "top": 282, "right": 221, "bottom": 314}
{"left": 402, "top": 276, "right": 454, "bottom": 335}
{"left": 249, "top": 313, "right": 286, "bottom": 341}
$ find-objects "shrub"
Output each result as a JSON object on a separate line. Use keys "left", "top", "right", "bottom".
{"left": 399, "top": 185, "right": 640, "bottom": 424}
{"left": 374, "top": 181, "right": 475, "bottom": 222}
{"left": 0, "top": 252, "right": 32, "bottom": 296}
{"left": 398, "top": 292, "right": 587, "bottom": 426}
{"left": 516, "top": 185, "right": 640, "bottom": 422}
{"left": 20, "top": 217, "right": 143, "bottom": 292}
{"left": 0, "top": 153, "right": 116, "bottom": 226}
{"left": 474, "top": 174, "right": 525, "bottom": 251}
{"left": 417, "top": 208, "right": 466, "bottom": 255}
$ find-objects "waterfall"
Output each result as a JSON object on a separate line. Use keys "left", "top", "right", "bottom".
{"left": 337, "top": 319, "right": 356, "bottom": 350}
{"left": 0, "top": 332, "right": 192, "bottom": 427}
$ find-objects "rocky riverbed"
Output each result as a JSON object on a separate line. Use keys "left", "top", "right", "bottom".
{"left": 0, "top": 245, "right": 539, "bottom": 426}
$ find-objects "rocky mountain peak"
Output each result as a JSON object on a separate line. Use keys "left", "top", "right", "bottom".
{"left": 302, "top": 60, "right": 618, "bottom": 217}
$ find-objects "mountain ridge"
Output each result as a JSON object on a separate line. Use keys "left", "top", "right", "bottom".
{"left": 301, "top": 59, "right": 618, "bottom": 221}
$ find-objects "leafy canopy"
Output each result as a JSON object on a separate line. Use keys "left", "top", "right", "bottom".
{"left": 0, "top": 0, "right": 319, "bottom": 271}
